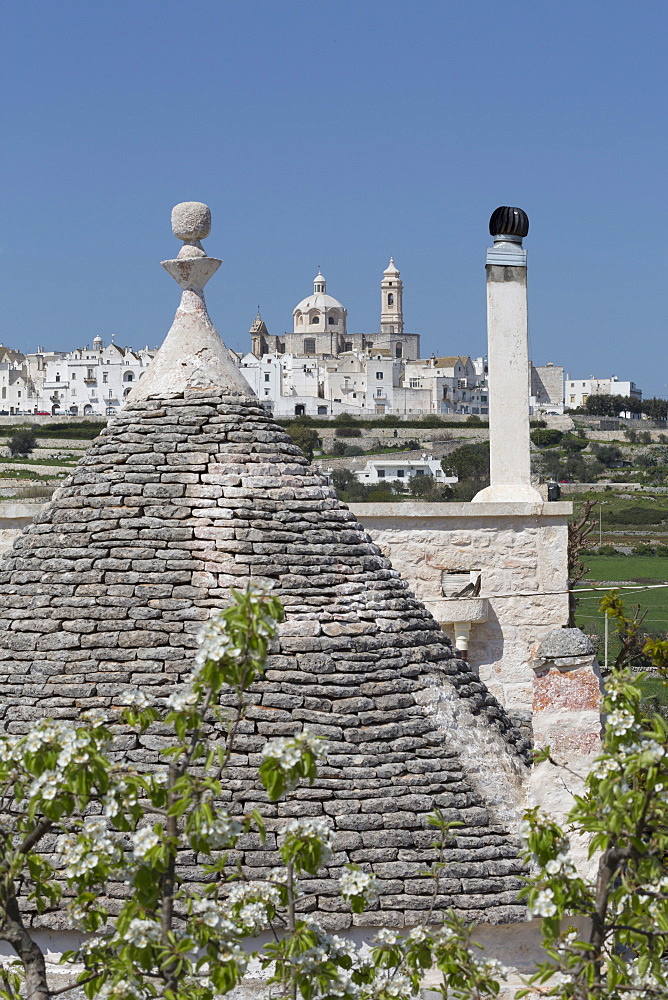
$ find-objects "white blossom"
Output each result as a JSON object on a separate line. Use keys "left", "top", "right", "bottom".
{"left": 192, "top": 897, "right": 237, "bottom": 933}
{"left": 530, "top": 887, "right": 557, "bottom": 918}
{"left": 119, "top": 689, "right": 153, "bottom": 709}
{"left": 375, "top": 928, "right": 399, "bottom": 946}
{"left": 198, "top": 811, "right": 242, "bottom": 849}
{"left": 238, "top": 901, "right": 269, "bottom": 933}
{"left": 166, "top": 686, "right": 198, "bottom": 713}
{"left": 339, "top": 867, "right": 378, "bottom": 904}
{"left": 131, "top": 826, "right": 160, "bottom": 860}
{"left": 607, "top": 709, "right": 635, "bottom": 736}
{"left": 262, "top": 730, "right": 327, "bottom": 769}
{"left": 123, "top": 917, "right": 161, "bottom": 949}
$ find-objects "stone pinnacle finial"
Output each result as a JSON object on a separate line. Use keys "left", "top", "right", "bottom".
{"left": 489, "top": 206, "right": 529, "bottom": 240}
{"left": 172, "top": 202, "right": 211, "bottom": 259}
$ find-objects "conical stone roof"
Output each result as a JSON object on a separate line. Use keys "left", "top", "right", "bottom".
{"left": 0, "top": 204, "right": 529, "bottom": 929}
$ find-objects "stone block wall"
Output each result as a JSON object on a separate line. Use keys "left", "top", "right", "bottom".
{"left": 350, "top": 501, "right": 572, "bottom": 732}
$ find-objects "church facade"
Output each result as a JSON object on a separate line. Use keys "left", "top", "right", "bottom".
{"left": 250, "top": 262, "right": 421, "bottom": 362}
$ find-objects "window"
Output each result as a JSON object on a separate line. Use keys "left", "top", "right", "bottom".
{"left": 376, "top": 388, "right": 383, "bottom": 397}
{"left": 303, "top": 338, "right": 316, "bottom": 354}
{"left": 264, "top": 390, "right": 270, "bottom": 397}
{"left": 71, "top": 389, "right": 76, "bottom": 397}
{"left": 415, "top": 469, "right": 425, "bottom": 477}
{"left": 387, "top": 293, "right": 394, "bottom": 305}
{"left": 71, "top": 372, "right": 76, "bottom": 380}
{"left": 395, "top": 343, "right": 401, "bottom": 357}
{"left": 328, "top": 315, "right": 336, "bottom": 325}
{"left": 481, "top": 395, "right": 487, "bottom": 403}
{"left": 311, "top": 315, "right": 320, "bottom": 324}
{"left": 570, "top": 395, "right": 575, "bottom": 403}
{"left": 397, "top": 469, "right": 405, "bottom": 478}
{"left": 409, "top": 378, "right": 420, "bottom": 389}
{"left": 344, "top": 342, "right": 352, "bottom": 352}
{"left": 264, "top": 373, "right": 270, "bottom": 382}
{"left": 377, "top": 470, "right": 385, "bottom": 478}
{"left": 123, "top": 371, "right": 134, "bottom": 383}
{"left": 55, "top": 373, "right": 61, "bottom": 382}
{"left": 376, "top": 372, "right": 383, "bottom": 380}
{"left": 366, "top": 341, "right": 373, "bottom": 349}
{"left": 103, "top": 372, "right": 108, "bottom": 383}
{"left": 1, "top": 388, "right": 5, "bottom": 399}
{"left": 317, "top": 406, "right": 328, "bottom": 415}
{"left": 582, "top": 394, "right": 588, "bottom": 403}
{"left": 87, "top": 369, "right": 94, "bottom": 379}
{"left": 296, "top": 313, "right": 303, "bottom": 326}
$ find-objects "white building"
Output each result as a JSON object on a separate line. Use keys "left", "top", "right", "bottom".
{"left": 39, "top": 337, "right": 157, "bottom": 417}
{"left": 0, "top": 364, "right": 40, "bottom": 415}
{"left": 564, "top": 374, "right": 642, "bottom": 411}
{"left": 354, "top": 454, "right": 457, "bottom": 485}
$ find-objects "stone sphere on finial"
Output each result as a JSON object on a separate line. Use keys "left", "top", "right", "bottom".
{"left": 171, "top": 202, "right": 211, "bottom": 242}
{"left": 489, "top": 206, "right": 529, "bottom": 238}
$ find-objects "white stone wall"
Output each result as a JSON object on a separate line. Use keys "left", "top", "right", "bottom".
{"left": 350, "top": 501, "right": 571, "bottom": 727}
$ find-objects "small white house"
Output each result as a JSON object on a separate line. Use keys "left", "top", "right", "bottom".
{"left": 354, "top": 455, "right": 457, "bottom": 485}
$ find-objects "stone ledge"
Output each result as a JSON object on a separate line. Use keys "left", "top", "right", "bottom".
{"left": 349, "top": 501, "right": 572, "bottom": 519}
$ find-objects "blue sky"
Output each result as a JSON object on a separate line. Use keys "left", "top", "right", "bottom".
{"left": 3, "top": 1, "right": 666, "bottom": 396}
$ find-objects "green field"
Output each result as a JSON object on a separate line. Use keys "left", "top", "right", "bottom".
{"left": 576, "top": 555, "right": 668, "bottom": 664}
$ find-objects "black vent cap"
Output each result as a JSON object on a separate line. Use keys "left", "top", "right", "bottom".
{"left": 489, "top": 206, "right": 529, "bottom": 238}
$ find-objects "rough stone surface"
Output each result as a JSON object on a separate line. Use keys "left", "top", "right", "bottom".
{"left": 0, "top": 394, "right": 530, "bottom": 927}
{"left": 536, "top": 628, "right": 595, "bottom": 659}
{"left": 349, "top": 505, "right": 571, "bottom": 735}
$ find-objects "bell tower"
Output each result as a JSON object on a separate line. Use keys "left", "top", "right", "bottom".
{"left": 380, "top": 258, "right": 404, "bottom": 335}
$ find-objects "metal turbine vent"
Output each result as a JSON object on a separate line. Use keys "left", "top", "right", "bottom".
{"left": 489, "top": 206, "right": 529, "bottom": 238}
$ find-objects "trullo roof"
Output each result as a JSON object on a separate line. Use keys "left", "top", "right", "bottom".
{"left": 0, "top": 204, "right": 528, "bottom": 929}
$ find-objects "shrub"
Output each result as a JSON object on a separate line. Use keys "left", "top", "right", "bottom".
{"left": 655, "top": 544, "right": 668, "bottom": 557}
{"left": 283, "top": 423, "right": 320, "bottom": 460}
{"left": 607, "top": 507, "right": 666, "bottom": 526}
{"left": 591, "top": 443, "right": 624, "bottom": 467}
{"left": 35, "top": 421, "right": 106, "bottom": 439}
{"left": 332, "top": 412, "right": 359, "bottom": 426}
{"left": 597, "top": 544, "right": 620, "bottom": 556}
{"left": 7, "top": 428, "right": 37, "bottom": 456}
{"left": 330, "top": 440, "right": 346, "bottom": 456}
{"left": 530, "top": 428, "right": 563, "bottom": 448}
{"left": 562, "top": 433, "right": 588, "bottom": 453}
{"left": 334, "top": 426, "right": 362, "bottom": 438}
{"left": 342, "top": 444, "right": 364, "bottom": 456}
{"left": 465, "top": 414, "right": 482, "bottom": 425}
{"left": 418, "top": 414, "right": 448, "bottom": 427}
{"left": 530, "top": 419, "right": 547, "bottom": 428}
{"left": 632, "top": 543, "right": 656, "bottom": 556}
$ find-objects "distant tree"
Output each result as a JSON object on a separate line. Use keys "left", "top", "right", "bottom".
{"left": 408, "top": 475, "right": 455, "bottom": 501}
{"left": 591, "top": 443, "right": 623, "bottom": 467}
{"left": 562, "top": 433, "right": 588, "bottom": 453}
{"left": 332, "top": 411, "right": 359, "bottom": 426}
{"left": 7, "top": 428, "right": 37, "bottom": 456}
{"left": 442, "top": 443, "right": 489, "bottom": 484}
{"left": 283, "top": 423, "right": 320, "bottom": 460}
{"left": 530, "top": 428, "right": 563, "bottom": 448}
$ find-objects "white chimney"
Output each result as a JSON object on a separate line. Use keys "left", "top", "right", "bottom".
{"left": 473, "top": 206, "right": 542, "bottom": 503}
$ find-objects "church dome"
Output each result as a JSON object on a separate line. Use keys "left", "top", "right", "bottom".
{"left": 292, "top": 270, "right": 347, "bottom": 334}
{"left": 293, "top": 270, "right": 345, "bottom": 315}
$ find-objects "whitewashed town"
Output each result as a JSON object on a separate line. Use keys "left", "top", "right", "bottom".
{"left": 0, "top": 259, "right": 642, "bottom": 421}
